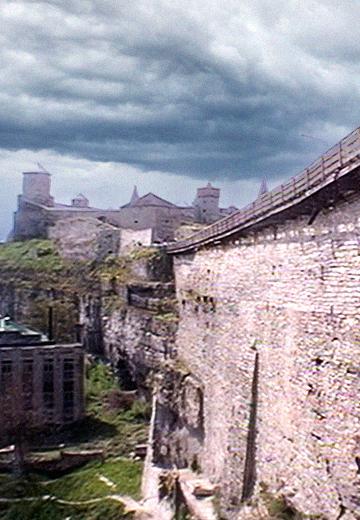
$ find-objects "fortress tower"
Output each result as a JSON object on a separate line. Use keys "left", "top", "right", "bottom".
{"left": 194, "top": 182, "right": 220, "bottom": 223}
{"left": 22, "top": 171, "right": 54, "bottom": 206}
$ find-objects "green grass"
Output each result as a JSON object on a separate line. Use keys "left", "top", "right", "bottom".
{"left": 0, "top": 466, "right": 137, "bottom": 519}
{"left": 71, "top": 363, "right": 150, "bottom": 457}
{"left": 46, "top": 458, "right": 143, "bottom": 501}
{"left": 258, "top": 484, "right": 325, "bottom": 520}
{"left": 0, "top": 497, "right": 132, "bottom": 520}
{"left": 86, "top": 363, "right": 119, "bottom": 399}
{"left": 48, "top": 363, "right": 149, "bottom": 457}
{"left": 129, "top": 246, "right": 160, "bottom": 261}
{"left": 0, "top": 240, "right": 65, "bottom": 273}
{"left": 0, "top": 361, "right": 148, "bottom": 519}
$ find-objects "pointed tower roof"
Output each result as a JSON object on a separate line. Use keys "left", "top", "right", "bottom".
{"left": 129, "top": 185, "right": 140, "bottom": 206}
{"left": 258, "top": 178, "right": 268, "bottom": 197}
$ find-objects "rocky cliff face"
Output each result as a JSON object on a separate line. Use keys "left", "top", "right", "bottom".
{"left": 0, "top": 240, "right": 178, "bottom": 390}
{"left": 152, "top": 365, "right": 205, "bottom": 471}
{"left": 0, "top": 240, "right": 213, "bottom": 517}
{"left": 95, "top": 279, "right": 178, "bottom": 393}
{"left": 0, "top": 240, "right": 86, "bottom": 342}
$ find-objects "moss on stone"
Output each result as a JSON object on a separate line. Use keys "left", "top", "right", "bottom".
{"left": 102, "top": 295, "right": 127, "bottom": 314}
{"left": 154, "top": 312, "right": 179, "bottom": 323}
{"left": 128, "top": 246, "right": 160, "bottom": 261}
{"left": 0, "top": 240, "right": 65, "bottom": 272}
{"left": 258, "top": 484, "right": 325, "bottom": 519}
{"left": 94, "top": 256, "right": 131, "bottom": 284}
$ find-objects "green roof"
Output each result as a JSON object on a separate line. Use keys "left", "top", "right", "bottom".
{"left": 0, "top": 318, "right": 49, "bottom": 345}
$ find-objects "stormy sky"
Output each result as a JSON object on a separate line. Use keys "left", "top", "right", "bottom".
{"left": 1, "top": 0, "right": 359, "bottom": 239}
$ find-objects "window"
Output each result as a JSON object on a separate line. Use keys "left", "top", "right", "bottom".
{"left": 1, "top": 360, "right": 12, "bottom": 375}
{"left": 43, "top": 359, "right": 54, "bottom": 410}
{"left": 22, "top": 359, "right": 33, "bottom": 410}
{"left": 0, "top": 360, "right": 12, "bottom": 393}
{"left": 63, "top": 359, "right": 74, "bottom": 381}
{"left": 63, "top": 359, "right": 74, "bottom": 420}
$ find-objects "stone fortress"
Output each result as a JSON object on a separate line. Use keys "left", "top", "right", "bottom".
{"left": 162, "top": 126, "right": 360, "bottom": 519}
{"left": 11, "top": 168, "right": 238, "bottom": 246}
{"left": 1, "top": 127, "right": 360, "bottom": 519}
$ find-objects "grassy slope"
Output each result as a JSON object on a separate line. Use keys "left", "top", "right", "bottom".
{"left": 0, "top": 363, "right": 149, "bottom": 520}
{"left": 0, "top": 239, "right": 160, "bottom": 281}
{"left": 0, "top": 240, "right": 66, "bottom": 273}
{"left": 0, "top": 240, "right": 139, "bottom": 342}
{"left": 0, "top": 242, "right": 159, "bottom": 518}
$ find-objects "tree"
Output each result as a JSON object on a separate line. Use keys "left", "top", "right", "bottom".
{"left": 0, "top": 357, "right": 42, "bottom": 475}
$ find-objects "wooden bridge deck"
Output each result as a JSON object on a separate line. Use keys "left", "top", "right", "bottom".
{"left": 167, "top": 127, "right": 360, "bottom": 254}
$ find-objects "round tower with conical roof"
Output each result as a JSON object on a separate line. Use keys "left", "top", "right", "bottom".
{"left": 22, "top": 170, "right": 54, "bottom": 206}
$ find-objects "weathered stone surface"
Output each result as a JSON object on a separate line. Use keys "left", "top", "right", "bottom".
{"left": 170, "top": 193, "right": 360, "bottom": 519}
{"left": 49, "top": 217, "right": 121, "bottom": 261}
{"left": 148, "top": 363, "right": 208, "bottom": 487}
{"left": 102, "top": 305, "right": 177, "bottom": 392}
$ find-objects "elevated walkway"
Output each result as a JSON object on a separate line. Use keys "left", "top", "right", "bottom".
{"left": 167, "top": 127, "right": 360, "bottom": 254}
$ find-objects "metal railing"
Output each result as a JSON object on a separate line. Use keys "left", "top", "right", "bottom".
{"left": 167, "top": 127, "right": 360, "bottom": 254}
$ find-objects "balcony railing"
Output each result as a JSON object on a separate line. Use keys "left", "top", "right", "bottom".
{"left": 167, "top": 127, "right": 360, "bottom": 254}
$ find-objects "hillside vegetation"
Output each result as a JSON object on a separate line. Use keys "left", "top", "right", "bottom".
{"left": 0, "top": 239, "right": 165, "bottom": 342}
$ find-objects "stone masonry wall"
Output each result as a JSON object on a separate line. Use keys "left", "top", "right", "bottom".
{"left": 49, "top": 217, "right": 121, "bottom": 261}
{"left": 102, "top": 305, "right": 178, "bottom": 393}
{"left": 172, "top": 193, "right": 360, "bottom": 519}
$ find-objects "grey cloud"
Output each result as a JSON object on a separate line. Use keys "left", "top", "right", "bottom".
{"left": 0, "top": 0, "right": 359, "bottom": 188}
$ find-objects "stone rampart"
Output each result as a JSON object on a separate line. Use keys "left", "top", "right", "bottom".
{"left": 171, "top": 189, "right": 360, "bottom": 519}
{"left": 49, "top": 217, "right": 121, "bottom": 261}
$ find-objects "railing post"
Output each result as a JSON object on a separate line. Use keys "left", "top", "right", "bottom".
{"left": 321, "top": 156, "right": 325, "bottom": 180}
{"left": 339, "top": 142, "right": 343, "bottom": 168}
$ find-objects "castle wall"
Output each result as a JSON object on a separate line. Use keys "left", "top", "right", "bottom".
{"left": 13, "top": 198, "right": 51, "bottom": 240}
{"left": 171, "top": 193, "right": 360, "bottom": 519}
{"left": 120, "top": 228, "right": 153, "bottom": 253}
{"left": 109, "top": 206, "right": 194, "bottom": 242}
{"left": 49, "top": 217, "right": 121, "bottom": 261}
{"left": 11, "top": 170, "right": 226, "bottom": 242}
{"left": 13, "top": 204, "right": 194, "bottom": 243}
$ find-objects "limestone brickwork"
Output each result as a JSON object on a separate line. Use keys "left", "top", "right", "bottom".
{"left": 49, "top": 217, "right": 121, "bottom": 261}
{"left": 171, "top": 192, "right": 360, "bottom": 519}
{"left": 120, "top": 228, "right": 153, "bottom": 253}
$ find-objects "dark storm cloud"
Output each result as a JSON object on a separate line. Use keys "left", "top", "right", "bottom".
{"left": 0, "top": 0, "right": 359, "bottom": 182}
